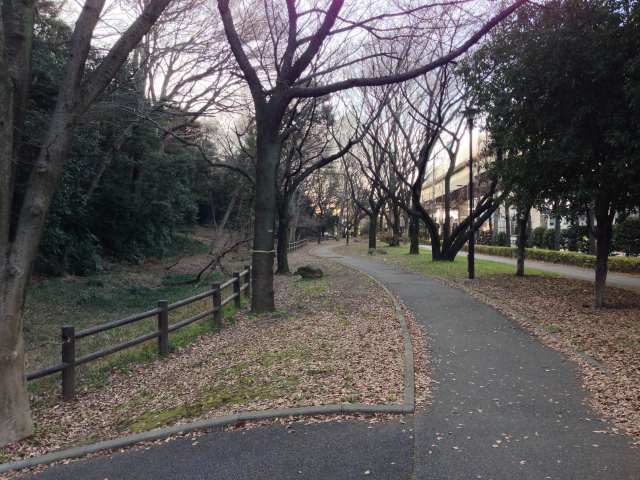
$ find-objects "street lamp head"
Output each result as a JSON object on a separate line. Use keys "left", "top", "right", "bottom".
{"left": 462, "top": 106, "right": 481, "bottom": 124}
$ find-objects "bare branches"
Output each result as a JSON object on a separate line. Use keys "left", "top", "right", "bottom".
{"left": 293, "top": 2, "right": 525, "bottom": 98}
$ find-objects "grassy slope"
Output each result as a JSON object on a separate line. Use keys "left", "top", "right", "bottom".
{"left": 24, "top": 236, "right": 248, "bottom": 398}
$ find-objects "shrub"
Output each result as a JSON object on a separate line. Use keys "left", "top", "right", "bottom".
{"left": 613, "top": 218, "right": 640, "bottom": 256}
{"left": 531, "top": 227, "right": 547, "bottom": 248}
{"left": 543, "top": 229, "right": 558, "bottom": 250}
{"left": 561, "top": 225, "right": 591, "bottom": 253}
{"left": 492, "top": 232, "right": 510, "bottom": 247}
{"left": 473, "top": 245, "right": 640, "bottom": 274}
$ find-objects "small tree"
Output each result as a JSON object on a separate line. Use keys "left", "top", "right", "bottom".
{"left": 465, "top": 0, "right": 640, "bottom": 304}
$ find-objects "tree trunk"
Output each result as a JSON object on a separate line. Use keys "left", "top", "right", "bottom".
{"left": 594, "top": 201, "right": 612, "bottom": 308}
{"left": 275, "top": 200, "right": 290, "bottom": 275}
{"left": 504, "top": 201, "right": 511, "bottom": 245}
{"left": 0, "top": 276, "right": 34, "bottom": 447}
{"left": 368, "top": 212, "right": 378, "bottom": 250}
{"left": 516, "top": 207, "right": 530, "bottom": 277}
{"left": 409, "top": 214, "right": 420, "bottom": 255}
{"left": 250, "top": 126, "right": 280, "bottom": 312}
{"left": 390, "top": 203, "right": 401, "bottom": 246}
{"left": 553, "top": 201, "right": 562, "bottom": 250}
{"left": 587, "top": 206, "right": 596, "bottom": 255}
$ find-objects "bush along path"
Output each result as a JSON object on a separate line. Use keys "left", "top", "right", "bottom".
{"left": 0, "top": 246, "right": 426, "bottom": 478}
{"left": 332, "top": 242, "right": 640, "bottom": 479}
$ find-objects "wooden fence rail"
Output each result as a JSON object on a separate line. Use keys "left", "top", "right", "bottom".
{"left": 26, "top": 267, "right": 252, "bottom": 401}
{"left": 287, "top": 238, "right": 307, "bottom": 252}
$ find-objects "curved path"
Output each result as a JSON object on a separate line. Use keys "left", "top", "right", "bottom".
{"left": 26, "top": 245, "right": 640, "bottom": 479}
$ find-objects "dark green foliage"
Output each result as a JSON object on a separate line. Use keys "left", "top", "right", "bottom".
{"left": 561, "top": 225, "right": 591, "bottom": 253}
{"left": 543, "top": 229, "right": 557, "bottom": 251}
{"left": 492, "top": 232, "right": 510, "bottom": 247}
{"left": 25, "top": 11, "right": 230, "bottom": 276}
{"left": 613, "top": 217, "right": 640, "bottom": 256}
{"left": 531, "top": 227, "right": 546, "bottom": 249}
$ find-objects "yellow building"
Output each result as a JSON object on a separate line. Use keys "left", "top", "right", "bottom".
{"left": 421, "top": 132, "right": 548, "bottom": 244}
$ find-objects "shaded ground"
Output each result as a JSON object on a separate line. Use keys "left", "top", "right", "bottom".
{"left": 1, "top": 247, "right": 409, "bottom": 472}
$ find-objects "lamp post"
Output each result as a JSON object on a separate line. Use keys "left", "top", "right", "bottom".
{"left": 463, "top": 107, "right": 480, "bottom": 280}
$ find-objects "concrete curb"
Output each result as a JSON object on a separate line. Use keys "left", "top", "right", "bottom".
{"left": 0, "top": 245, "right": 415, "bottom": 476}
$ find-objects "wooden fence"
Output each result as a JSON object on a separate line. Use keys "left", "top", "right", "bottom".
{"left": 287, "top": 238, "right": 307, "bottom": 252}
{"left": 26, "top": 267, "right": 252, "bottom": 400}
{"left": 26, "top": 238, "right": 310, "bottom": 401}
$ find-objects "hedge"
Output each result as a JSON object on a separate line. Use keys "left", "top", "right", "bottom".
{"left": 472, "top": 245, "right": 640, "bottom": 274}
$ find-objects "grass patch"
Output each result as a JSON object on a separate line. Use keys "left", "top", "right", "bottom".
{"left": 23, "top": 235, "right": 213, "bottom": 367}
{"left": 545, "top": 323, "right": 562, "bottom": 334}
{"left": 260, "top": 347, "right": 310, "bottom": 368}
{"left": 345, "top": 243, "right": 552, "bottom": 279}
{"left": 295, "top": 277, "right": 329, "bottom": 297}
{"left": 123, "top": 374, "right": 300, "bottom": 433}
{"left": 26, "top": 276, "right": 245, "bottom": 399}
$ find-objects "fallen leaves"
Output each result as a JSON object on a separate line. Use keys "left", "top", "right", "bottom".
{"left": 2, "top": 247, "right": 427, "bottom": 475}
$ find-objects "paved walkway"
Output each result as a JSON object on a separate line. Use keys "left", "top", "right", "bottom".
{"left": 420, "top": 244, "right": 640, "bottom": 292}
{"left": 27, "top": 246, "right": 640, "bottom": 479}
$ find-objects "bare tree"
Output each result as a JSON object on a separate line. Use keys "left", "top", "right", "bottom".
{"left": 343, "top": 123, "right": 391, "bottom": 250}
{"left": 0, "top": 0, "right": 174, "bottom": 445}
{"left": 216, "top": 0, "right": 527, "bottom": 311}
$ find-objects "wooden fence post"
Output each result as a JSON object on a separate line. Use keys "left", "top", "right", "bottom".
{"left": 212, "top": 282, "right": 222, "bottom": 328}
{"left": 233, "top": 272, "right": 242, "bottom": 309}
{"left": 244, "top": 264, "right": 251, "bottom": 299}
{"left": 157, "top": 300, "right": 169, "bottom": 356}
{"left": 61, "top": 325, "right": 76, "bottom": 401}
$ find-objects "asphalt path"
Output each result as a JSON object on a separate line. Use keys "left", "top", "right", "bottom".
{"left": 27, "top": 245, "right": 640, "bottom": 479}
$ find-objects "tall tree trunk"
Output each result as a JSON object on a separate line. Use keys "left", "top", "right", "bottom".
{"left": 587, "top": 206, "right": 596, "bottom": 255}
{"left": 0, "top": 284, "right": 33, "bottom": 446}
{"left": 0, "top": 48, "right": 33, "bottom": 444}
{"left": 368, "top": 212, "right": 378, "bottom": 250}
{"left": 553, "top": 200, "right": 562, "bottom": 250}
{"left": 504, "top": 201, "right": 511, "bottom": 245}
{"left": 390, "top": 203, "right": 401, "bottom": 246}
{"left": 275, "top": 199, "right": 290, "bottom": 275}
{"left": 515, "top": 207, "right": 530, "bottom": 276}
{"left": 594, "top": 200, "right": 612, "bottom": 308}
{"left": 409, "top": 214, "right": 420, "bottom": 255}
{"left": 251, "top": 126, "right": 280, "bottom": 312}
